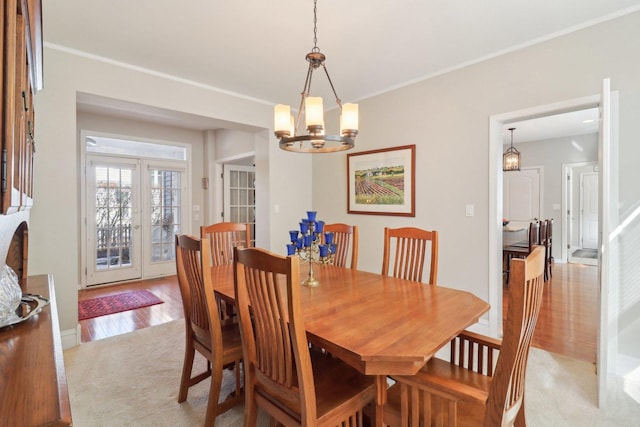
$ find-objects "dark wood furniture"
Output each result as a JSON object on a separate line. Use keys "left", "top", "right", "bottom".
{"left": 175, "top": 235, "right": 243, "bottom": 425}
{"left": 323, "top": 222, "right": 359, "bottom": 269}
{"left": 503, "top": 221, "right": 539, "bottom": 284}
{"left": 234, "top": 247, "right": 376, "bottom": 426}
{"left": 544, "top": 218, "right": 554, "bottom": 281}
{"left": 384, "top": 246, "right": 546, "bottom": 427}
{"left": 0, "top": 274, "right": 72, "bottom": 426}
{"left": 210, "top": 262, "right": 489, "bottom": 426}
{"left": 1, "top": 0, "right": 42, "bottom": 214}
{"left": 382, "top": 226, "right": 439, "bottom": 284}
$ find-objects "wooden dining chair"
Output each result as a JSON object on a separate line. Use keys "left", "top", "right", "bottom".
{"left": 323, "top": 223, "right": 359, "bottom": 269}
{"left": 384, "top": 245, "right": 546, "bottom": 427}
{"left": 175, "top": 234, "right": 243, "bottom": 425}
{"left": 201, "top": 222, "right": 251, "bottom": 319}
{"left": 382, "top": 227, "right": 439, "bottom": 284}
{"left": 200, "top": 222, "right": 251, "bottom": 266}
{"left": 233, "top": 247, "right": 376, "bottom": 426}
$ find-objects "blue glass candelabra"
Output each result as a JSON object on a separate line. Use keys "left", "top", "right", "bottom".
{"left": 287, "top": 211, "right": 336, "bottom": 286}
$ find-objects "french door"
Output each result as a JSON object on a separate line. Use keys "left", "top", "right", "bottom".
{"left": 86, "top": 155, "right": 186, "bottom": 285}
{"left": 223, "top": 164, "right": 256, "bottom": 246}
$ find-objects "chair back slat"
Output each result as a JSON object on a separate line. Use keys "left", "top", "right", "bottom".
{"left": 201, "top": 222, "right": 251, "bottom": 266}
{"left": 383, "top": 227, "right": 438, "bottom": 284}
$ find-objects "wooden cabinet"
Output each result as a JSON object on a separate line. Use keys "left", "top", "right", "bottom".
{"left": 0, "top": 275, "right": 72, "bottom": 426}
{"left": 1, "top": 0, "right": 42, "bottom": 214}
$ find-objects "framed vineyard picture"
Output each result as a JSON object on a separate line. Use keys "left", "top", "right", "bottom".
{"left": 347, "top": 144, "right": 415, "bottom": 216}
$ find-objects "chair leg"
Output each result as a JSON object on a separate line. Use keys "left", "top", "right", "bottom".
{"left": 244, "top": 384, "right": 258, "bottom": 427}
{"left": 204, "top": 362, "right": 223, "bottom": 427}
{"left": 178, "top": 343, "right": 196, "bottom": 402}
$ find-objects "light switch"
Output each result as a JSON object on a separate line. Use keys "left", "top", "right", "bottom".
{"left": 274, "top": 204, "right": 280, "bottom": 213}
{"left": 465, "top": 204, "right": 474, "bottom": 217}
{"left": 193, "top": 204, "right": 200, "bottom": 212}
{"left": 193, "top": 213, "right": 200, "bottom": 221}
{"left": 553, "top": 203, "right": 561, "bottom": 211}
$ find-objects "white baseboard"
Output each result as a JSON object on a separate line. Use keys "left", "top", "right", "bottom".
{"left": 61, "top": 325, "right": 80, "bottom": 350}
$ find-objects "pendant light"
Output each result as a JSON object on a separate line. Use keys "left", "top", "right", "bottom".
{"left": 503, "top": 127, "right": 521, "bottom": 171}
{"left": 273, "top": 0, "right": 358, "bottom": 153}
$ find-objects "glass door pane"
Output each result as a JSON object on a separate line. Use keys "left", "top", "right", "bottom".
{"left": 87, "top": 156, "right": 141, "bottom": 285}
{"left": 150, "top": 169, "right": 181, "bottom": 262}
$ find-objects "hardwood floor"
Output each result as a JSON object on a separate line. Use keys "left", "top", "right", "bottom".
{"left": 79, "top": 262, "right": 598, "bottom": 364}
{"left": 78, "top": 275, "right": 184, "bottom": 343}
{"left": 504, "top": 261, "right": 598, "bottom": 363}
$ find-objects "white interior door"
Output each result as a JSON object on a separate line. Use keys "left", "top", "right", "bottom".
{"left": 86, "top": 156, "right": 142, "bottom": 285}
{"left": 503, "top": 168, "right": 541, "bottom": 226}
{"left": 580, "top": 172, "right": 599, "bottom": 250}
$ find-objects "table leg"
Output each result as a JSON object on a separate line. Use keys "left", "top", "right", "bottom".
{"left": 375, "top": 375, "right": 386, "bottom": 427}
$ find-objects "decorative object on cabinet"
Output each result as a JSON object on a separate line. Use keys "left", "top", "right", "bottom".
{"left": 347, "top": 145, "right": 416, "bottom": 216}
{"left": 0, "top": 264, "right": 23, "bottom": 321}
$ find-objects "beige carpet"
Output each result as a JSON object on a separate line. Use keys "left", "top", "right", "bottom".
{"left": 64, "top": 320, "right": 640, "bottom": 426}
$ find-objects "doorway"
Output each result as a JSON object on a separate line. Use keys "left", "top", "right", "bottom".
{"left": 83, "top": 135, "right": 189, "bottom": 286}
{"left": 565, "top": 162, "right": 598, "bottom": 266}
{"left": 489, "top": 81, "right": 617, "bottom": 406}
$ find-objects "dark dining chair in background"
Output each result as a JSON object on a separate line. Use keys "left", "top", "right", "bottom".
{"left": 175, "top": 234, "right": 244, "bottom": 425}
{"left": 503, "top": 220, "right": 539, "bottom": 284}
{"left": 382, "top": 226, "right": 439, "bottom": 284}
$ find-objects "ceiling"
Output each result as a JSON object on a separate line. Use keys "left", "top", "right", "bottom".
{"left": 46, "top": 0, "right": 640, "bottom": 142}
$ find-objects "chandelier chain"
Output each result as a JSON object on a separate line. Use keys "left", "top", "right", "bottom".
{"left": 312, "top": 0, "right": 319, "bottom": 52}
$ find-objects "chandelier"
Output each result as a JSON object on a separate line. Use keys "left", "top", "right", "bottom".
{"left": 503, "top": 127, "right": 521, "bottom": 171}
{"left": 274, "top": 0, "right": 358, "bottom": 153}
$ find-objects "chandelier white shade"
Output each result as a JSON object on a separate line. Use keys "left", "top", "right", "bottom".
{"left": 274, "top": 0, "right": 358, "bottom": 153}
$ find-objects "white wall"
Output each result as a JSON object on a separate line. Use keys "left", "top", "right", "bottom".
{"left": 32, "top": 47, "right": 310, "bottom": 338}
{"left": 313, "top": 11, "right": 640, "bottom": 363}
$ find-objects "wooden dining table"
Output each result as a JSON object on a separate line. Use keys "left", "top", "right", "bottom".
{"left": 210, "top": 262, "right": 490, "bottom": 426}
